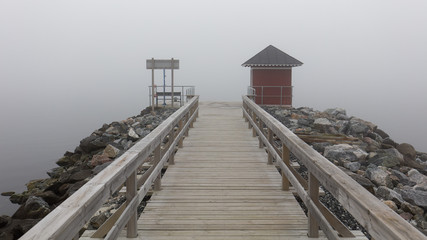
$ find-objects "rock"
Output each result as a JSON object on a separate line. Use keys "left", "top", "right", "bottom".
{"left": 128, "top": 128, "right": 139, "bottom": 140}
{"left": 343, "top": 161, "right": 360, "bottom": 172}
{"left": 0, "top": 215, "right": 11, "bottom": 228}
{"left": 313, "top": 118, "right": 332, "bottom": 132}
{"left": 68, "top": 169, "right": 92, "bottom": 183}
{"left": 365, "top": 166, "right": 392, "bottom": 188}
{"left": 408, "top": 169, "right": 427, "bottom": 191}
{"left": 92, "top": 161, "right": 112, "bottom": 175}
{"left": 375, "top": 186, "right": 404, "bottom": 205}
{"left": 12, "top": 196, "right": 50, "bottom": 219}
{"left": 374, "top": 128, "right": 390, "bottom": 139}
{"left": 47, "top": 167, "right": 65, "bottom": 178}
{"left": 391, "top": 170, "right": 416, "bottom": 187}
{"left": 324, "top": 108, "right": 347, "bottom": 119}
{"left": 401, "top": 202, "right": 424, "bottom": 217}
{"left": 347, "top": 118, "right": 373, "bottom": 136}
{"left": 397, "top": 143, "right": 417, "bottom": 161}
{"left": 382, "top": 138, "right": 398, "bottom": 148}
{"left": 311, "top": 142, "right": 333, "bottom": 153}
{"left": 324, "top": 144, "right": 368, "bottom": 163}
{"left": 35, "top": 191, "right": 62, "bottom": 205}
{"left": 89, "top": 212, "right": 108, "bottom": 229}
{"left": 399, "top": 188, "right": 427, "bottom": 208}
{"left": 105, "top": 126, "right": 120, "bottom": 135}
{"left": 348, "top": 173, "right": 375, "bottom": 194}
{"left": 56, "top": 156, "right": 76, "bottom": 167}
{"left": 103, "top": 144, "right": 120, "bottom": 158}
{"left": 90, "top": 154, "right": 112, "bottom": 167}
{"left": 400, "top": 212, "right": 413, "bottom": 221}
{"left": 79, "top": 134, "right": 115, "bottom": 153}
{"left": 367, "top": 150, "right": 402, "bottom": 168}
{"left": 274, "top": 109, "right": 290, "bottom": 116}
{"left": 9, "top": 193, "right": 27, "bottom": 205}
{"left": 383, "top": 200, "right": 398, "bottom": 211}
{"left": 1, "top": 192, "right": 14, "bottom": 197}
{"left": 66, "top": 180, "right": 88, "bottom": 196}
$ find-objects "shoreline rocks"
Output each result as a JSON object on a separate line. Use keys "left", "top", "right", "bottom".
{"left": 0, "top": 106, "right": 177, "bottom": 239}
{"left": 264, "top": 106, "right": 427, "bottom": 236}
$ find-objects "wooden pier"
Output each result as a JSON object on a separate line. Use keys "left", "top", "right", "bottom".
{"left": 22, "top": 96, "right": 426, "bottom": 240}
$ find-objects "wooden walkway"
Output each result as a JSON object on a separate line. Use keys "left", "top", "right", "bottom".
{"left": 81, "top": 101, "right": 366, "bottom": 239}
{"left": 133, "top": 102, "right": 362, "bottom": 240}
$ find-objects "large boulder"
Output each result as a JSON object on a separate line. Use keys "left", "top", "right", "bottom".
{"left": 367, "top": 149, "right": 403, "bottom": 168}
{"left": 103, "top": 144, "right": 120, "bottom": 159}
{"left": 348, "top": 173, "right": 375, "bottom": 194}
{"left": 79, "top": 134, "right": 115, "bottom": 153}
{"left": 324, "top": 144, "right": 368, "bottom": 163}
{"left": 12, "top": 196, "right": 50, "bottom": 219}
{"left": 399, "top": 188, "right": 427, "bottom": 208}
{"left": 375, "top": 186, "right": 404, "bottom": 205}
{"left": 365, "top": 166, "right": 392, "bottom": 188}
{"left": 347, "top": 118, "right": 376, "bottom": 136}
{"left": 408, "top": 169, "right": 427, "bottom": 191}
{"left": 324, "top": 108, "right": 348, "bottom": 120}
{"left": 397, "top": 143, "right": 417, "bottom": 161}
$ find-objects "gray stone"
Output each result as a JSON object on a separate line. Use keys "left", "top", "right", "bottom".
{"left": 47, "top": 167, "right": 65, "bottom": 178}
{"left": 92, "top": 161, "right": 112, "bottom": 175}
{"left": 408, "top": 169, "right": 427, "bottom": 191}
{"left": 365, "top": 166, "right": 392, "bottom": 188}
{"left": 90, "top": 154, "right": 112, "bottom": 167}
{"left": 79, "top": 134, "right": 115, "bottom": 153}
{"left": 69, "top": 169, "right": 92, "bottom": 182}
{"left": 324, "top": 108, "right": 347, "bottom": 117}
{"left": 324, "top": 144, "right": 368, "bottom": 163}
{"left": 391, "top": 170, "right": 415, "bottom": 186}
{"left": 274, "top": 109, "right": 290, "bottom": 116}
{"left": 313, "top": 118, "right": 332, "bottom": 132}
{"left": 334, "top": 120, "right": 349, "bottom": 134}
{"left": 343, "top": 161, "right": 361, "bottom": 172}
{"left": 400, "top": 189, "right": 427, "bottom": 208}
{"left": 375, "top": 186, "right": 404, "bottom": 204}
{"left": 374, "top": 128, "right": 390, "bottom": 139}
{"left": 367, "top": 151, "right": 402, "bottom": 168}
{"left": 348, "top": 173, "right": 375, "bottom": 194}
{"left": 128, "top": 128, "right": 139, "bottom": 140}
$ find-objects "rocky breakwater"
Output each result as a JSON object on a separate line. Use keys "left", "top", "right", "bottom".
{"left": 0, "top": 107, "right": 176, "bottom": 239}
{"left": 264, "top": 106, "right": 427, "bottom": 235}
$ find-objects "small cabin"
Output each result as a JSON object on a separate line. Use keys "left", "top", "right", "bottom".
{"left": 242, "top": 45, "right": 303, "bottom": 106}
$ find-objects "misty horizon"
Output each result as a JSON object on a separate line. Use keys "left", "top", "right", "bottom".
{"left": 0, "top": 0, "right": 426, "bottom": 215}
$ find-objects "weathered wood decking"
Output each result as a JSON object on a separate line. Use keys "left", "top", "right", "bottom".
{"left": 81, "top": 102, "right": 365, "bottom": 239}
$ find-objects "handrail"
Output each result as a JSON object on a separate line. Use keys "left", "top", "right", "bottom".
{"left": 21, "top": 96, "right": 199, "bottom": 240}
{"left": 242, "top": 95, "right": 426, "bottom": 240}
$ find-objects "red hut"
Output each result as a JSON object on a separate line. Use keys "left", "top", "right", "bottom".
{"left": 242, "top": 45, "right": 303, "bottom": 106}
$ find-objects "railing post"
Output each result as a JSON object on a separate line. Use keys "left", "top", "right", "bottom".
{"left": 308, "top": 173, "right": 320, "bottom": 238}
{"left": 153, "top": 145, "right": 161, "bottom": 191}
{"left": 178, "top": 119, "right": 184, "bottom": 148}
{"left": 267, "top": 129, "right": 273, "bottom": 164}
{"left": 169, "top": 128, "right": 176, "bottom": 165}
{"left": 282, "top": 144, "right": 290, "bottom": 190}
{"left": 251, "top": 112, "right": 256, "bottom": 137}
{"left": 126, "top": 171, "right": 137, "bottom": 238}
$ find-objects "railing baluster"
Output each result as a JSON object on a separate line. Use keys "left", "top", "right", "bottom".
{"left": 126, "top": 171, "right": 137, "bottom": 238}
{"left": 153, "top": 145, "right": 161, "bottom": 191}
{"left": 169, "top": 127, "right": 176, "bottom": 165}
{"left": 282, "top": 144, "right": 290, "bottom": 190}
{"left": 178, "top": 119, "right": 184, "bottom": 148}
{"left": 308, "top": 173, "right": 320, "bottom": 238}
{"left": 267, "top": 128, "right": 273, "bottom": 164}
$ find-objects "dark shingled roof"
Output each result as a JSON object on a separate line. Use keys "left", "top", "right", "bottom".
{"left": 242, "top": 45, "right": 303, "bottom": 67}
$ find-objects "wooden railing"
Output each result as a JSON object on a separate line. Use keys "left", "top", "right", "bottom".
{"left": 21, "top": 96, "right": 199, "bottom": 240}
{"left": 242, "top": 96, "right": 426, "bottom": 240}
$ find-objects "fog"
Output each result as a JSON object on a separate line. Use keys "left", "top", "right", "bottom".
{"left": 0, "top": 1, "right": 426, "bottom": 214}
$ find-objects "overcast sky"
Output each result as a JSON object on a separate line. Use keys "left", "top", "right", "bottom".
{"left": 1, "top": 0, "right": 426, "bottom": 154}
